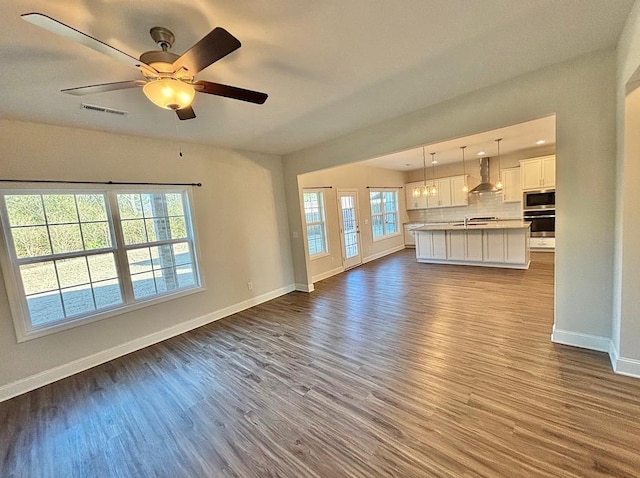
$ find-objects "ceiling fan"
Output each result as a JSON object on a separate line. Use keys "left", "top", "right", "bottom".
{"left": 21, "top": 13, "right": 268, "bottom": 120}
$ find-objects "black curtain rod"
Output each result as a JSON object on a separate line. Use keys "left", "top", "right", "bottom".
{"left": 366, "top": 186, "right": 403, "bottom": 189}
{"left": 302, "top": 186, "right": 333, "bottom": 189}
{"left": 0, "top": 179, "right": 202, "bottom": 187}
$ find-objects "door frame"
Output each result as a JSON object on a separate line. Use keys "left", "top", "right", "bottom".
{"left": 336, "top": 188, "right": 363, "bottom": 270}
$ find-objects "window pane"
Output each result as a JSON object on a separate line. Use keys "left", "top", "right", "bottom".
{"left": 5, "top": 195, "right": 46, "bottom": 226}
{"left": 166, "top": 193, "right": 185, "bottom": 216}
{"left": 81, "top": 222, "right": 112, "bottom": 250}
{"left": 370, "top": 193, "right": 382, "bottom": 214}
{"left": 20, "top": 261, "right": 59, "bottom": 295}
{"left": 150, "top": 244, "right": 175, "bottom": 270}
{"left": 385, "top": 194, "right": 397, "bottom": 213}
{"left": 43, "top": 195, "right": 78, "bottom": 224}
{"left": 49, "top": 224, "right": 83, "bottom": 254}
{"left": 132, "top": 271, "right": 157, "bottom": 299}
{"left": 372, "top": 214, "right": 384, "bottom": 238}
{"left": 169, "top": 217, "right": 187, "bottom": 239}
{"left": 127, "top": 248, "right": 153, "bottom": 274}
{"left": 122, "top": 219, "right": 147, "bottom": 245}
{"left": 306, "top": 224, "right": 326, "bottom": 255}
{"left": 56, "top": 257, "right": 90, "bottom": 288}
{"left": 141, "top": 194, "right": 156, "bottom": 218}
{"left": 27, "top": 291, "right": 65, "bottom": 326}
{"left": 145, "top": 217, "right": 173, "bottom": 242}
{"left": 177, "top": 263, "right": 195, "bottom": 288}
{"left": 173, "top": 242, "right": 192, "bottom": 266}
{"left": 93, "top": 279, "right": 123, "bottom": 309}
{"left": 117, "top": 194, "right": 143, "bottom": 219}
{"left": 154, "top": 268, "right": 179, "bottom": 293}
{"left": 87, "top": 253, "right": 118, "bottom": 282}
{"left": 12, "top": 226, "right": 52, "bottom": 258}
{"left": 76, "top": 194, "right": 108, "bottom": 222}
{"left": 61, "top": 285, "right": 95, "bottom": 316}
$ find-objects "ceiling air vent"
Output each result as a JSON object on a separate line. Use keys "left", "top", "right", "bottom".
{"left": 80, "top": 103, "right": 128, "bottom": 116}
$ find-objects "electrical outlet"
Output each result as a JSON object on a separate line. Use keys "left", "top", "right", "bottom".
{"left": 292, "top": 231, "right": 299, "bottom": 238}
{"left": 247, "top": 281, "right": 253, "bottom": 290}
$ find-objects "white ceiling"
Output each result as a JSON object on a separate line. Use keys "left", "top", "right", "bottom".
{"left": 360, "top": 116, "right": 556, "bottom": 171}
{"left": 0, "top": 1, "right": 633, "bottom": 155}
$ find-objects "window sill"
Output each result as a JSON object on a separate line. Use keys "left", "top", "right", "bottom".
{"left": 372, "top": 232, "right": 402, "bottom": 243}
{"left": 15, "top": 285, "right": 206, "bottom": 343}
{"left": 309, "top": 251, "right": 330, "bottom": 261}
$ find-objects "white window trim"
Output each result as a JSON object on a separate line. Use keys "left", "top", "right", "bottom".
{"left": 302, "top": 189, "right": 329, "bottom": 258}
{"left": 0, "top": 184, "right": 205, "bottom": 342}
{"left": 369, "top": 189, "right": 400, "bottom": 241}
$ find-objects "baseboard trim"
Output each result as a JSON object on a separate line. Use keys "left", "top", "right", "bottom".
{"left": 295, "top": 282, "right": 314, "bottom": 293}
{"left": 551, "top": 325, "right": 611, "bottom": 353}
{"left": 613, "top": 356, "right": 640, "bottom": 378}
{"left": 362, "top": 244, "right": 405, "bottom": 264}
{"left": 609, "top": 340, "right": 620, "bottom": 371}
{"left": 312, "top": 266, "right": 344, "bottom": 284}
{"left": 0, "top": 284, "right": 296, "bottom": 403}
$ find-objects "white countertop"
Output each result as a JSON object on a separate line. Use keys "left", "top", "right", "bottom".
{"left": 414, "top": 220, "right": 531, "bottom": 231}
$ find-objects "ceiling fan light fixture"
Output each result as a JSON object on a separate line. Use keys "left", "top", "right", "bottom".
{"left": 142, "top": 78, "right": 195, "bottom": 110}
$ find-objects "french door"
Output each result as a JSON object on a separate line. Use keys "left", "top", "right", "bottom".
{"left": 337, "top": 190, "right": 362, "bottom": 270}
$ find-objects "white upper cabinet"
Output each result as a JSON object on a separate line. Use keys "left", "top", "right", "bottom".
{"left": 405, "top": 181, "right": 428, "bottom": 210}
{"left": 450, "top": 176, "right": 469, "bottom": 207}
{"left": 520, "top": 155, "right": 555, "bottom": 190}
{"left": 405, "top": 175, "right": 468, "bottom": 210}
{"left": 501, "top": 167, "right": 521, "bottom": 203}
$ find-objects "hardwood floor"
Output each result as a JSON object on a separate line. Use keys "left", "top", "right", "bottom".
{"left": 1, "top": 250, "right": 639, "bottom": 477}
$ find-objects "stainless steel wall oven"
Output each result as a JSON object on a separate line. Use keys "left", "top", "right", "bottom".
{"left": 524, "top": 209, "right": 555, "bottom": 237}
{"left": 523, "top": 189, "right": 555, "bottom": 238}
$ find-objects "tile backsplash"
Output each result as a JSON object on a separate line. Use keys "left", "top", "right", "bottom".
{"left": 407, "top": 192, "right": 522, "bottom": 223}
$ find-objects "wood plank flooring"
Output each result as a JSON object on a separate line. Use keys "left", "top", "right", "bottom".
{"left": 1, "top": 250, "right": 640, "bottom": 477}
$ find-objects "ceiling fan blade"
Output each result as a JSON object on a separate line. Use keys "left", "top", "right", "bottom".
{"left": 194, "top": 81, "right": 268, "bottom": 104}
{"left": 62, "top": 80, "right": 146, "bottom": 96}
{"left": 21, "top": 13, "right": 154, "bottom": 73}
{"left": 176, "top": 106, "right": 196, "bottom": 120}
{"left": 172, "top": 28, "right": 241, "bottom": 75}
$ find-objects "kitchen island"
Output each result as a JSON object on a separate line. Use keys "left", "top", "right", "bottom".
{"left": 413, "top": 220, "right": 531, "bottom": 269}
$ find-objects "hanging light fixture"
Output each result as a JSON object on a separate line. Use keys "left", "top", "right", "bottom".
{"left": 461, "top": 146, "right": 468, "bottom": 192}
{"left": 495, "top": 138, "right": 503, "bottom": 190}
{"left": 430, "top": 152, "right": 438, "bottom": 196}
{"left": 414, "top": 147, "right": 427, "bottom": 198}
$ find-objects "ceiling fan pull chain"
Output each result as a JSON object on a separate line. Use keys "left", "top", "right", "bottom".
{"left": 174, "top": 114, "right": 183, "bottom": 158}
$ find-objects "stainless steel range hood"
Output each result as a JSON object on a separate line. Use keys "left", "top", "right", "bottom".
{"left": 469, "top": 157, "right": 499, "bottom": 194}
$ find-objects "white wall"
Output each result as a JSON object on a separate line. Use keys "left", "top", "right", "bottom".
{"left": 613, "top": 0, "right": 640, "bottom": 375}
{"left": 283, "top": 48, "right": 617, "bottom": 348}
{"left": 298, "top": 164, "right": 408, "bottom": 283}
{"left": 0, "top": 119, "right": 294, "bottom": 396}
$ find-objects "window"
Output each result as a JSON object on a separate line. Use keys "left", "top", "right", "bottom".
{"left": 0, "top": 188, "right": 201, "bottom": 340}
{"left": 302, "top": 190, "right": 328, "bottom": 257}
{"left": 370, "top": 190, "right": 399, "bottom": 240}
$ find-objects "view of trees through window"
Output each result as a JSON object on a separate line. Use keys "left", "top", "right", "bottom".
{"left": 1, "top": 190, "right": 199, "bottom": 333}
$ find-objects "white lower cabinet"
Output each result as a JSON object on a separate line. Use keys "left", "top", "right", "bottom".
{"left": 465, "top": 230, "right": 484, "bottom": 261}
{"left": 447, "top": 230, "right": 483, "bottom": 261}
{"left": 505, "top": 229, "right": 528, "bottom": 264}
{"left": 483, "top": 230, "right": 505, "bottom": 263}
{"left": 446, "top": 231, "right": 466, "bottom": 260}
{"left": 415, "top": 226, "right": 530, "bottom": 268}
{"left": 416, "top": 230, "right": 446, "bottom": 260}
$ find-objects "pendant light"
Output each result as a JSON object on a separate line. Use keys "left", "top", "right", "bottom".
{"left": 461, "top": 146, "right": 468, "bottom": 192}
{"left": 430, "top": 152, "right": 438, "bottom": 196}
{"left": 414, "top": 147, "right": 427, "bottom": 198}
{"left": 495, "top": 138, "right": 503, "bottom": 190}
